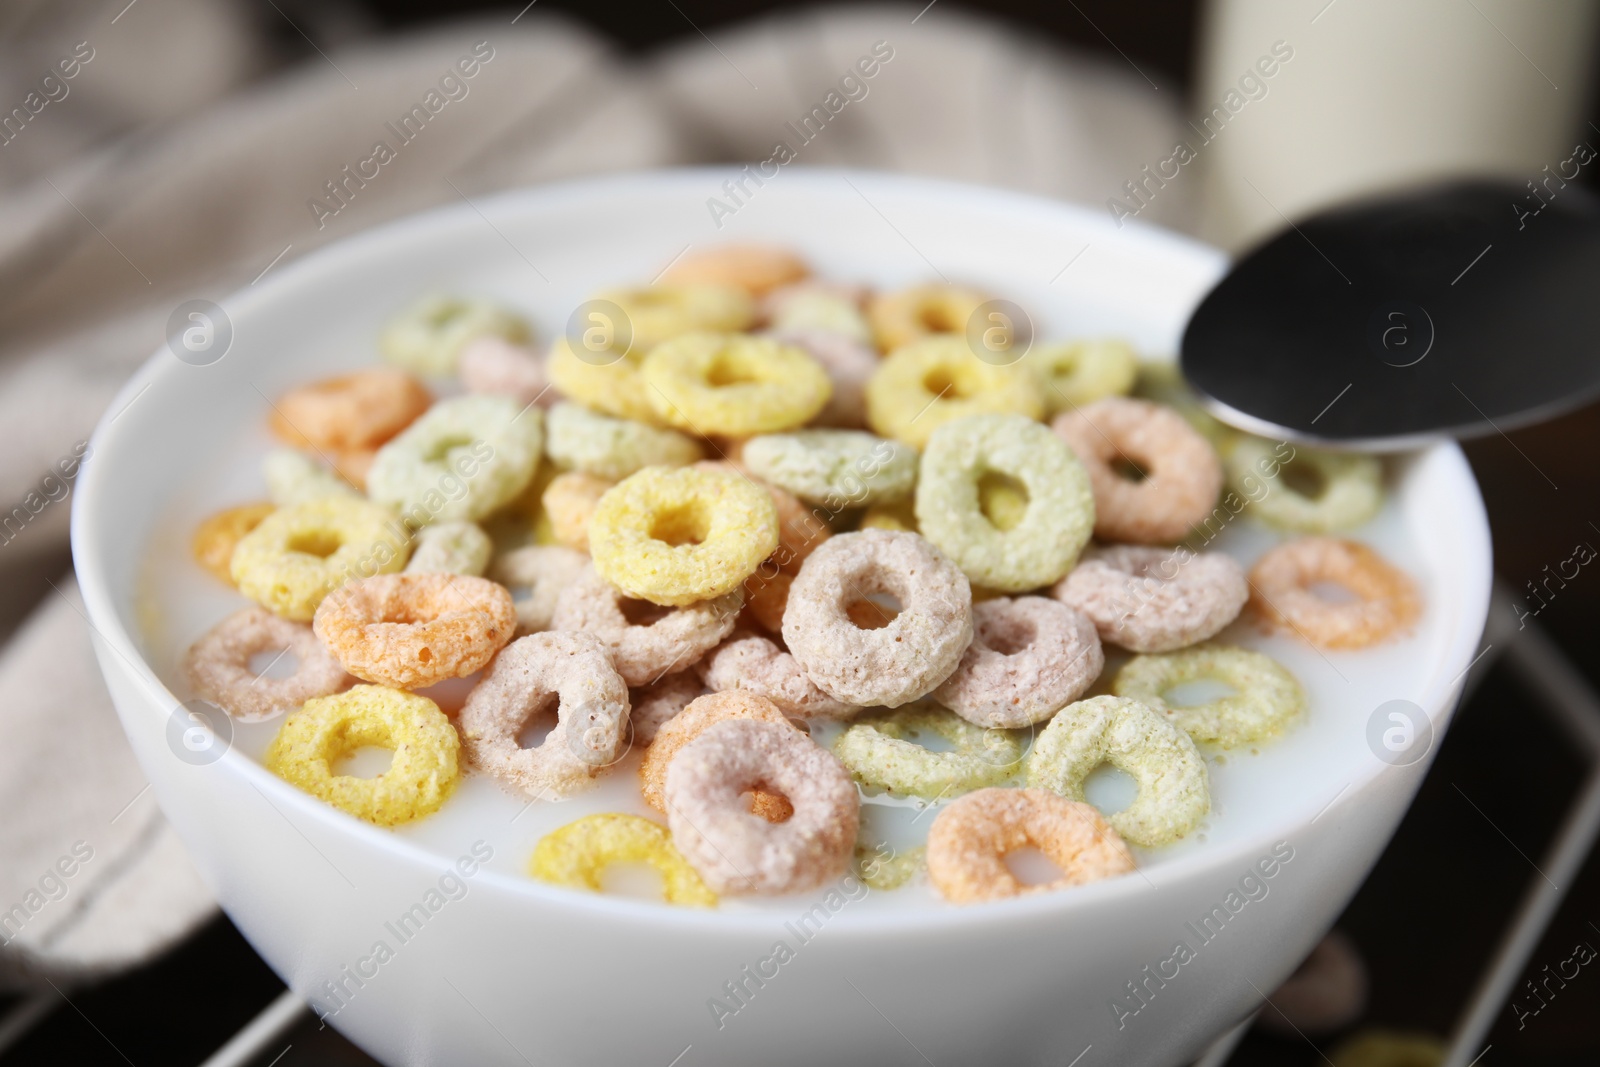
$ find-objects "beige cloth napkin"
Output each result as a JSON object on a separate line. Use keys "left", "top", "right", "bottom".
{"left": 0, "top": 0, "right": 1188, "bottom": 986}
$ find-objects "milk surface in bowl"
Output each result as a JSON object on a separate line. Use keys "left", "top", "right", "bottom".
{"left": 74, "top": 169, "right": 1490, "bottom": 1066}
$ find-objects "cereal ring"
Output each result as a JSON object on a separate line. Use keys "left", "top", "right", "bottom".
{"left": 866, "top": 336, "right": 1043, "bottom": 449}
{"left": 764, "top": 283, "right": 872, "bottom": 344}
{"left": 1052, "top": 397, "right": 1223, "bottom": 544}
{"left": 1328, "top": 1030, "right": 1445, "bottom": 1067}
{"left": 193, "top": 502, "right": 275, "bottom": 584}
{"left": 330, "top": 447, "right": 377, "bottom": 492}
{"left": 769, "top": 329, "right": 877, "bottom": 426}
{"left": 696, "top": 630, "right": 854, "bottom": 719}
{"left": 690, "top": 461, "right": 830, "bottom": 576}
{"left": 915, "top": 413, "right": 1095, "bottom": 592}
{"left": 546, "top": 401, "right": 703, "bottom": 481}
{"left": 931, "top": 597, "right": 1103, "bottom": 728}
{"left": 861, "top": 499, "right": 917, "bottom": 532}
{"left": 782, "top": 529, "right": 973, "bottom": 707}
{"left": 639, "top": 691, "right": 799, "bottom": 821}
{"left": 741, "top": 429, "right": 918, "bottom": 508}
{"left": 1259, "top": 931, "right": 1367, "bottom": 1036}
{"left": 231, "top": 497, "right": 409, "bottom": 621}
{"left": 1248, "top": 537, "right": 1421, "bottom": 649}
{"left": 642, "top": 332, "right": 831, "bottom": 436}
{"left": 313, "top": 573, "right": 516, "bottom": 690}
{"left": 1113, "top": 644, "right": 1305, "bottom": 748}
{"left": 1132, "top": 360, "right": 1236, "bottom": 450}
{"left": 868, "top": 284, "right": 991, "bottom": 353}
{"left": 529, "top": 813, "right": 716, "bottom": 907}
{"left": 367, "top": 395, "right": 543, "bottom": 525}
{"left": 380, "top": 295, "right": 529, "bottom": 376}
{"left": 403, "top": 521, "right": 491, "bottom": 576}
{"left": 831, "top": 703, "right": 1026, "bottom": 800}
{"left": 551, "top": 565, "right": 741, "bottom": 686}
{"left": 593, "top": 284, "right": 755, "bottom": 352}
{"left": 183, "top": 607, "right": 348, "bottom": 722}
{"left": 1025, "top": 695, "right": 1209, "bottom": 847}
{"left": 541, "top": 471, "right": 615, "bottom": 552}
{"left": 665, "top": 719, "right": 859, "bottom": 894}
{"left": 925, "top": 787, "right": 1135, "bottom": 904}
{"left": 262, "top": 449, "right": 358, "bottom": 506}
{"left": 488, "top": 544, "right": 588, "bottom": 632}
{"left": 741, "top": 568, "right": 791, "bottom": 633}
{"left": 1052, "top": 544, "right": 1249, "bottom": 653}
{"left": 458, "top": 631, "right": 630, "bottom": 798}
{"left": 629, "top": 670, "right": 706, "bottom": 745}
{"left": 546, "top": 337, "right": 658, "bottom": 423}
{"left": 659, "top": 245, "right": 809, "bottom": 296}
{"left": 1227, "top": 437, "right": 1384, "bottom": 533}
{"left": 855, "top": 843, "right": 925, "bottom": 891}
{"left": 1035, "top": 339, "right": 1139, "bottom": 414}
{"left": 588, "top": 465, "right": 778, "bottom": 607}
{"left": 270, "top": 368, "right": 432, "bottom": 452}
{"left": 264, "top": 684, "right": 458, "bottom": 826}
{"left": 459, "top": 335, "right": 552, "bottom": 408}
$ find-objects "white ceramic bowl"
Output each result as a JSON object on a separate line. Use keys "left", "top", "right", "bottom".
{"left": 72, "top": 169, "right": 1490, "bottom": 1067}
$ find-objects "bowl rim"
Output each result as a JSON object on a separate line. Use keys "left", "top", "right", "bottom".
{"left": 70, "top": 165, "right": 1493, "bottom": 935}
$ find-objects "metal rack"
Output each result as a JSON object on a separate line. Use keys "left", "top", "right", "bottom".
{"left": 2, "top": 586, "right": 1596, "bottom": 1067}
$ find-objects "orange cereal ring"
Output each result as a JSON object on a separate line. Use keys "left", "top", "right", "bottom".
{"left": 269, "top": 368, "right": 431, "bottom": 453}
{"left": 329, "top": 447, "right": 376, "bottom": 492}
{"left": 926, "top": 787, "right": 1135, "bottom": 904}
{"left": 639, "top": 691, "right": 798, "bottom": 822}
{"left": 868, "top": 283, "right": 992, "bottom": 353}
{"left": 1248, "top": 536, "right": 1420, "bottom": 650}
{"left": 1052, "top": 397, "right": 1223, "bottom": 544}
{"left": 659, "top": 244, "right": 810, "bottom": 296}
{"left": 313, "top": 573, "right": 516, "bottom": 690}
{"left": 192, "top": 502, "right": 275, "bottom": 584}
{"left": 542, "top": 471, "right": 615, "bottom": 552}
{"left": 742, "top": 568, "right": 791, "bottom": 633}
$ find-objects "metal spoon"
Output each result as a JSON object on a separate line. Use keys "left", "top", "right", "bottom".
{"left": 1180, "top": 178, "right": 1600, "bottom": 450}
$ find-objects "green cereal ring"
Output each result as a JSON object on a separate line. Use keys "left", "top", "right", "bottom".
{"left": 1113, "top": 644, "right": 1306, "bottom": 748}
{"left": 588, "top": 465, "right": 779, "bottom": 607}
{"left": 741, "top": 429, "right": 918, "bottom": 508}
{"left": 915, "top": 413, "right": 1095, "bottom": 592}
{"left": 831, "top": 703, "right": 1026, "bottom": 800}
{"left": 1025, "top": 695, "right": 1209, "bottom": 847}
{"left": 594, "top": 284, "right": 755, "bottom": 351}
{"left": 404, "top": 521, "right": 492, "bottom": 576}
{"left": 546, "top": 337, "right": 657, "bottom": 423}
{"left": 262, "top": 448, "right": 358, "bottom": 505}
{"left": 380, "top": 295, "right": 529, "bottom": 377}
{"left": 265, "top": 684, "right": 458, "bottom": 825}
{"left": 1227, "top": 436, "right": 1383, "bottom": 533}
{"left": 642, "top": 332, "right": 832, "bottom": 436}
{"left": 855, "top": 843, "right": 925, "bottom": 890}
{"left": 1133, "top": 360, "right": 1235, "bottom": 450}
{"left": 866, "top": 336, "right": 1044, "bottom": 449}
{"left": 1035, "top": 338, "right": 1139, "bottom": 414}
{"left": 231, "top": 496, "right": 409, "bottom": 620}
{"left": 367, "top": 395, "right": 543, "bottom": 525}
{"left": 545, "top": 401, "right": 703, "bottom": 481}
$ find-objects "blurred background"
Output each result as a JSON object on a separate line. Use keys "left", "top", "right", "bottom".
{"left": 1, "top": 0, "right": 1598, "bottom": 1064}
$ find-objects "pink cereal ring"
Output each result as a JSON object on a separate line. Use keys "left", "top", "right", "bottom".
{"left": 769, "top": 330, "right": 878, "bottom": 428}
{"left": 550, "top": 565, "right": 741, "bottom": 686}
{"left": 695, "top": 630, "right": 855, "bottom": 720}
{"left": 931, "top": 597, "right": 1104, "bottom": 728}
{"left": 782, "top": 529, "right": 973, "bottom": 708}
{"left": 184, "top": 607, "right": 348, "bottom": 721}
{"left": 458, "top": 631, "right": 631, "bottom": 799}
{"left": 1052, "top": 397, "right": 1223, "bottom": 544}
{"left": 1053, "top": 545, "right": 1248, "bottom": 653}
{"left": 664, "top": 718, "right": 859, "bottom": 894}
{"left": 629, "top": 670, "right": 707, "bottom": 745}
{"left": 458, "top": 335, "right": 553, "bottom": 409}
{"left": 313, "top": 573, "right": 516, "bottom": 690}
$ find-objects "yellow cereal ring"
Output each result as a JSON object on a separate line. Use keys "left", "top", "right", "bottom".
{"left": 529, "top": 812, "right": 716, "bottom": 906}
{"left": 642, "top": 332, "right": 831, "bottom": 436}
{"left": 866, "top": 337, "right": 1043, "bottom": 448}
{"left": 868, "top": 284, "right": 991, "bottom": 353}
{"left": 541, "top": 471, "right": 615, "bottom": 552}
{"left": 193, "top": 502, "right": 276, "bottom": 584}
{"left": 1035, "top": 338, "right": 1139, "bottom": 414}
{"left": 861, "top": 499, "right": 918, "bottom": 532}
{"left": 588, "top": 466, "right": 778, "bottom": 607}
{"left": 595, "top": 284, "right": 755, "bottom": 352}
{"left": 231, "top": 497, "right": 409, "bottom": 621}
{"left": 546, "top": 337, "right": 658, "bottom": 423}
{"left": 264, "top": 685, "right": 458, "bottom": 826}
